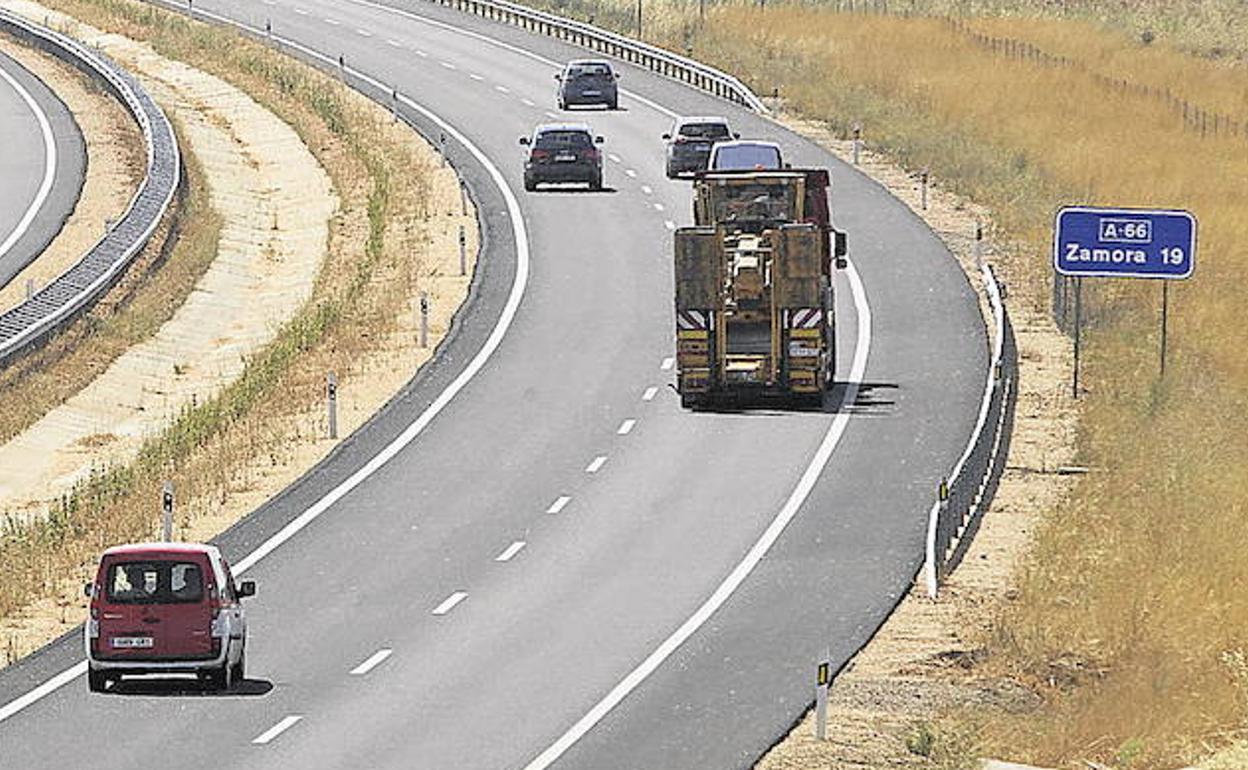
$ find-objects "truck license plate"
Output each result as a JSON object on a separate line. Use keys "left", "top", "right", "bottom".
{"left": 111, "top": 636, "right": 154, "bottom": 648}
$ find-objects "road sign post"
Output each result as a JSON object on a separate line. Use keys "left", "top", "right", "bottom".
{"left": 1054, "top": 206, "right": 1196, "bottom": 391}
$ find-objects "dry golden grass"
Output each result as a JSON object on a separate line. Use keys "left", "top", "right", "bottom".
{"left": 515, "top": 0, "right": 1248, "bottom": 764}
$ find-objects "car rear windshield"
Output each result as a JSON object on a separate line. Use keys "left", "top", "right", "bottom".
{"left": 713, "top": 145, "right": 782, "bottom": 170}
{"left": 535, "top": 131, "right": 592, "bottom": 150}
{"left": 566, "top": 63, "right": 612, "bottom": 79}
{"left": 106, "top": 560, "right": 205, "bottom": 604}
{"left": 679, "top": 123, "right": 731, "bottom": 140}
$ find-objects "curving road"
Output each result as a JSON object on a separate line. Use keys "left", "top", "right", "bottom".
{"left": 0, "top": 2, "right": 987, "bottom": 768}
{"left": 0, "top": 45, "right": 85, "bottom": 290}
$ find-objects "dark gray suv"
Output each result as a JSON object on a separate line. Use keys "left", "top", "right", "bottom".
{"left": 521, "top": 123, "right": 605, "bottom": 191}
{"left": 555, "top": 60, "right": 619, "bottom": 110}
{"left": 663, "top": 116, "right": 737, "bottom": 178}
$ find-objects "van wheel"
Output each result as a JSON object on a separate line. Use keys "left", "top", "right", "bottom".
{"left": 230, "top": 649, "right": 246, "bottom": 684}
{"left": 87, "top": 668, "right": 109, "bottom": 693}
{"left": 205, "top": 661, "right": 231, "bottom": 691}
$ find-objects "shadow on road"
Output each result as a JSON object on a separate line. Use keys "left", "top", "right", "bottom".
{"left": 104, "top": 676, "right": 273, "bottom": 698}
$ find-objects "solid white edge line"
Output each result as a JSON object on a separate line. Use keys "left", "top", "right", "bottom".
{"left": 0, "top": 13, "right": 532, "bottom": 724}
{"left": 641, "top": 386, "right": 658, "bottom": 401}
{"left": 522, "top": 260, "right": 872, "bottom": 770}
{"left": 0, "top": 61, "right": 57, "bottom": 262}
{"left": 617, "top": 419, "right": 636, "bottom": 435}
{"left": 432, "top": 591, "right": 468, "bottom": 615}
{"left": 546, "top": 495, "right": 571, "bottom": 514}
{"left": 349, "top": 648, "right": 393, "bottom": 675}
{"left": 584, "top": 456, "right": 607, "bottom": 473}
{"left": 495, "top": 541, "right": 526, "bottom": 562}
{"left": 253, "top": 715, "right": 303, "bottom": 745}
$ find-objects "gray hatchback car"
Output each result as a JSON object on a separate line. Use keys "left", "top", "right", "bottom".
{"left": 555, "top": 60, "right": 619, "bottom": 110}
{"left": 663, "top": 116, "right": 738, "bottom": 178}
{"left": 520, "top": 123, "right": 605, "bottom": 191}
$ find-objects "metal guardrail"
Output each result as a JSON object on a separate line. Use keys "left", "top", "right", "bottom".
{"left": 924, "top": 263, "right": 1018, "bottom": 598}
{"left": 419, "top": 0, "right": 768, "bottom": 113}
{"left": 0, "top": 10, "right": 180, "bottom": 368}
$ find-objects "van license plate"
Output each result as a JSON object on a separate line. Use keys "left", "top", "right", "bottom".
{"left": 111, "top": 637, "right": 153, "bottom": 648}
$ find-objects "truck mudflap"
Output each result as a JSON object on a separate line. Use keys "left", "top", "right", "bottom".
{"left": 676, "top": 309, "right": 712, "bottom": 396}
{"left": 785, "top": 308, "right": 825, "bottom": 393}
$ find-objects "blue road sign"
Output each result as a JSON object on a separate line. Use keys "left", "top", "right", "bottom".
{"left": 1054, "top": 206, "right": 1196, "bottom": 279}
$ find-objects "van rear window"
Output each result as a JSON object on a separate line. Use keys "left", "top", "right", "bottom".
{"left": 106, "top": 561, "right": 204, "bottom": 604}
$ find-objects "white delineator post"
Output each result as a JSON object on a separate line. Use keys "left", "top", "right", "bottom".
{"left": 419, "top": 292, "right": 429, "bottom": 349}
{"left": 459, "top": 225, "right": 467, "bottom": 276}
{"left": 813, "top": 653, "right": 830, "bottom": 741}
{"left": 326, "top": 371, "right": 338, "bottom": 440}
{"left": 161, "top": 481, "right": 174, "bottom": 541}
{"left": 851, "top": 123, "right": 861, "bottom": 166}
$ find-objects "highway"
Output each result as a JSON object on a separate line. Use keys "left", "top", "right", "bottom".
{"left": 0, "top": 1, "right": 987, "bottom": 767}
{"left": 0, "top": 45, "right": 84, "bottom": 290}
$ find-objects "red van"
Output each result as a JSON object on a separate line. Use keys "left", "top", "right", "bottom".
{"left": 84, "top": 543, "right": 255, "bottom": 692}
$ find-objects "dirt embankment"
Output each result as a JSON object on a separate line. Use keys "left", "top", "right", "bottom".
{"left": 757, "top": 113, "right": 1078, "bottom": 769}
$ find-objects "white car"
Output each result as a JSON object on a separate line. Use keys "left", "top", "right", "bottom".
{"left": 707, "top": 140, "right": 784, "bottom": 171}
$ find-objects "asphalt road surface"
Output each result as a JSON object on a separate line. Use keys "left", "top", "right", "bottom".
{"left": 0, "top": 45, "right": 85, "bottom": 291}
{"left": 0, "top": 3, "right": 988, "bottom": 768}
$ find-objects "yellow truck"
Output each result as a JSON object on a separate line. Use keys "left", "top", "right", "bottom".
{"left": 674, "top": 169, "right": 847, "bottom": 409}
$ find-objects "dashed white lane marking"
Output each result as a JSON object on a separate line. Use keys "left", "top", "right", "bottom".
{"left": 415, "top": 49, "right": 428, "bottom": 57}
{"left": 356, "top": 28, "right": 373, "bottom": 36}
{"left": 642, "top": 386, "right": 658, "bottom": 401}
{"left": 640, "top": 185, "right": 652, "bottom": 195}
{"left": 546, "top": 495, "right": 571, "bottom": 514}
{"left": 544, "top": 110, "right": 559, "bottom": 119}
{"left": 261, "top": 0, "right": 276, "bottom": 5}
{"left": 495, "top": 541, "right": 526, "bottom": 562}
{"left": 294, "top": 6, "right": 308, "bottom": 14}
{"left": 469, "top": 73, "right": 484, "bottom": 81}
{"left": 585, "top": 456, "right": 607, "bottom": 474}
{"left": 386, "top": 38, "right": 403, "bottom": 47}
{"left": 350, "top": 648, "right": 393, "bottom": 676}
{"left": 440, "top": 61, "right": 456, "bottom": 70}
{"left": 608, "top": 153, "right": 621, "bottom": 163}
{"left": 495, "top": 85, "right": 510, "bottom": 93}
{"left": 324, "top": 17, "right": 340, "bottom": 25}
{"left": 624, "top": 168, "right": 637, "bottom": 178}
{"left": 653, "top": 202, "right": 665, "bottom": 212}
{"left": 253, "top": 716, "right": 302, "bottom": 745}
{"left": 521, "top": 98, "right": 535, "bottom": 107}
{"left": 432, "top": 591, "right": 468, "bottom": 615}
{"left": 617, "top": 419, "right": 636, "bottom": 435}
{"left": 664, "top": 220, "right": 676, "bottom": 231}
{"left": 660, "top": 357, "right": 675, "bottom": 371}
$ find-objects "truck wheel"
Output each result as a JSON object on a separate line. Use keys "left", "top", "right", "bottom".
{"left": 87, "top": 667, "right": 109, "bottom": 693}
